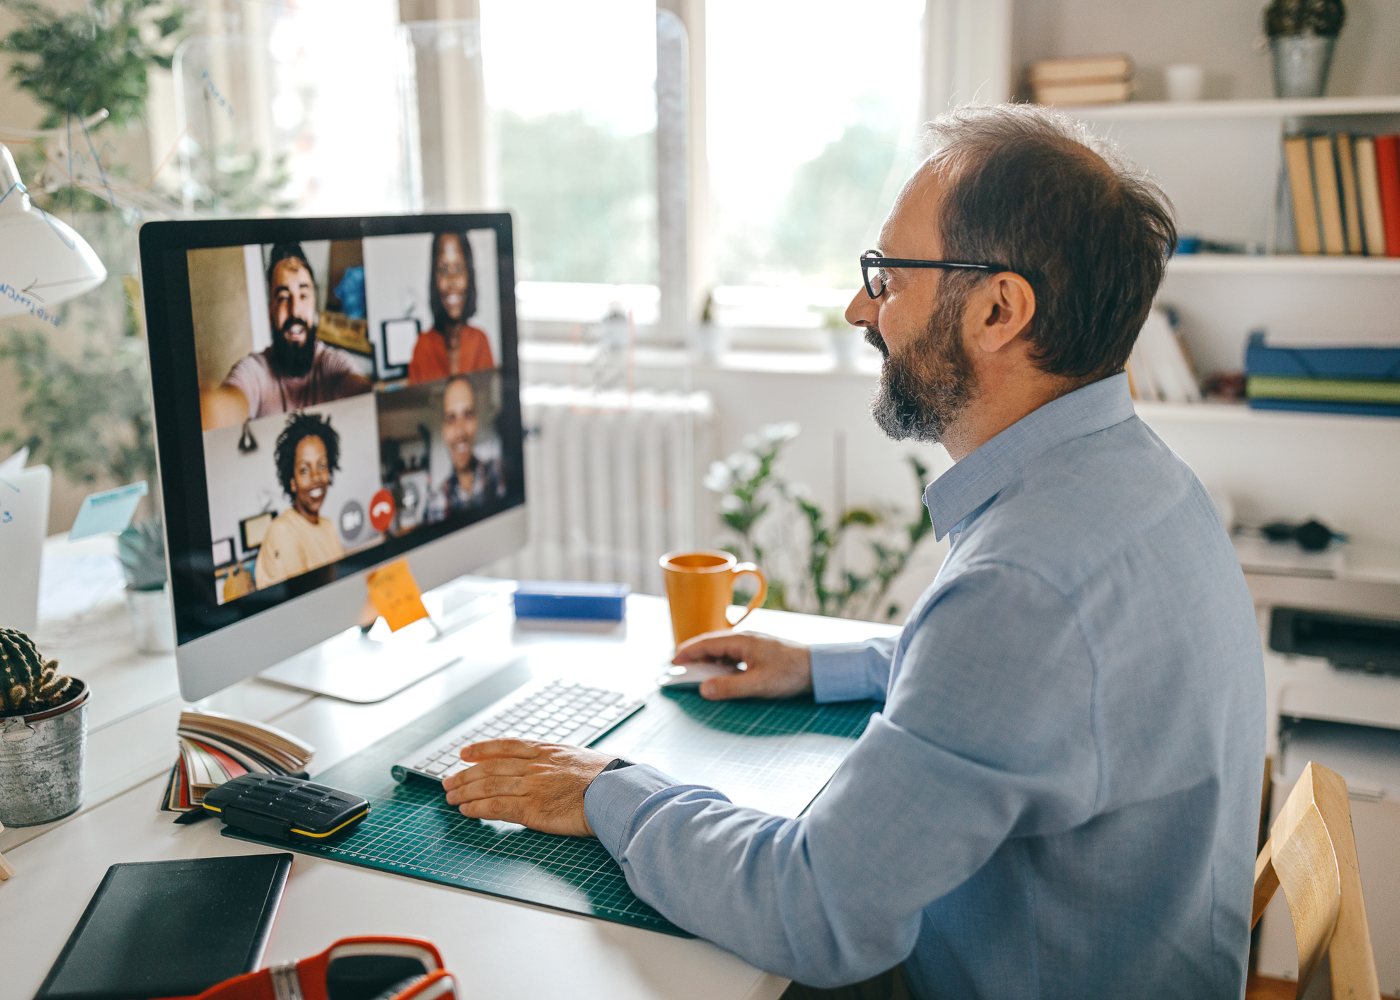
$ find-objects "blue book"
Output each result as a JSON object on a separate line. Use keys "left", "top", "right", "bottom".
{"left": 513, "top": 581, "right": 629, "bottom": 621}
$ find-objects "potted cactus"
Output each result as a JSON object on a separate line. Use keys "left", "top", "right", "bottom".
{"left": 118, "top": 518, "right": 174, "bottom": 653}
{"left": 0, "top": 628, "right": 90, "bottom": 826}
{"left": 1263, "top": 0, "right": 1346, "bottom": 98}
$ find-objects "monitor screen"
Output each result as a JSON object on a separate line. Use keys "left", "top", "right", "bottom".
{"left": 141, "top": 214, "right": 525, "bottom": 652}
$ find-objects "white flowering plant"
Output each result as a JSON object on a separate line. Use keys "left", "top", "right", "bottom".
{"left": 705, "top": 423, "right": 933, "bottom": 621}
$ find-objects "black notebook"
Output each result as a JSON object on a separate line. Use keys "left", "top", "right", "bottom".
{"left": 36, "top": 853, "right": 292, "bottom": 1000}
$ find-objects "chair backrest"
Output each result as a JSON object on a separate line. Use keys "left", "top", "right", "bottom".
{"left": 1252, "top": 761, "right": 1379, "bottom": 999}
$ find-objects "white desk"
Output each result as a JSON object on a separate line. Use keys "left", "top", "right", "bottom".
{"left": 2, "top": 582, "right": 893, "bottom": 1000}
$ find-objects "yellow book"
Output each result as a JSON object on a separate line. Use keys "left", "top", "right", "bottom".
{"left": 1310, "top": 135, "right": 1345, "bottom": 255}
{"left": 1284, "top": 135, "right": 1321, "bottom": 255}
{"left": 1335, "top": 133, "right": 1364, "bottom": 255}
{"left": 1355, "top": 136, "right": 1388, "bottom": 256}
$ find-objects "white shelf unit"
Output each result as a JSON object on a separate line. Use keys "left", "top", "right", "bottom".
{"left": 1057, "top": 94, "right": 1400, "bottom": 122}
{"left": 1168, "top": 254, "right": 1400, "bottom": 277}
{"left": 1066, "top": 100, "right": 1400, "bottom": 549}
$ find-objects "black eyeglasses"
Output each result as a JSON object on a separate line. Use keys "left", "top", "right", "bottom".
{"left": 860, "top": 250, "right": 1009, "bottom": 299}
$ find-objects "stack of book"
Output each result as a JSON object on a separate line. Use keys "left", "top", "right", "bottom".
{"left": 1245, "top": 330, "right": 1400, "bottom": 418}
{"left": 161, "top": 710, "right": 315, "bottom": 818}
{"left": 1283, "top": 132, "right": 1400, "bottom": 256}
{"left": 1126, "top": 307, "right": 1202, "bottom": 404}
{"left": 1027, "top": 54, "right": 1133, "bottom": 106}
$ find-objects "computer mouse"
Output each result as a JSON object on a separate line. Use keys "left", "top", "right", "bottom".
{"left": 657, "top": 661, "right": 741, "bottom": 689}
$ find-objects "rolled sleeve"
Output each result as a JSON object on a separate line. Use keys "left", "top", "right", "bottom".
{"left": 809, "top": 635, "right": 898, "bottom": 703}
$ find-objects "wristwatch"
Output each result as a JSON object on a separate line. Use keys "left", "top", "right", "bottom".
{"left": 599, "top": 757, "right": 634, "bottom": 774}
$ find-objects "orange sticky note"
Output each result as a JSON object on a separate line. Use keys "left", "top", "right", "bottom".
{"left": 367, "top": 559, "right": 429, "bottom": 632}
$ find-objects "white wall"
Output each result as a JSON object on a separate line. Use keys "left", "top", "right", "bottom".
{"left": 1011, "top": 0, "right": 1400, "bottom": 101}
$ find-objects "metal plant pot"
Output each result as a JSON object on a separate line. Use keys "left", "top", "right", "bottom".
{"left": 1270, "top": 35, "right": 1337, "bottom": 99}
{"left": 0, "top": 679, "right": 89, "bottom": 826}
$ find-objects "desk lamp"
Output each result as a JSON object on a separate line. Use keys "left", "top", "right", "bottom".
{"left": 0, "top": 143, "right": 107, "bottom": 318}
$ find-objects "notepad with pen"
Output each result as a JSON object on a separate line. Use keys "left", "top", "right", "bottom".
{"left": 34, "top": 853, "right": 292, "bottom": 1000}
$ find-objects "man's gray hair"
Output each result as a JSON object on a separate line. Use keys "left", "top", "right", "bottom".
{"left": 922, "top": 104, "right": 1177, "bottom": 382}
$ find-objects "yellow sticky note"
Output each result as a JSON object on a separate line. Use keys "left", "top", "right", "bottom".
{"left": 367, "top": 559, "right": 429, "bottom": 632}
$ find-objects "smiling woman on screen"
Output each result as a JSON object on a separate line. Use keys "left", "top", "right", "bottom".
{"left": 254, "top": 411, "right": 345, "bottom": 588}
{"left": 408, "top": 231, "right": 494, "bottom": 384}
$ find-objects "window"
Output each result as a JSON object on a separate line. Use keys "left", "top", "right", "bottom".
{"left": 704, "top": 0, "right": 926, "bottom": 296}
{"left": 170, "top": 1, "right": 934, "bottom": 345}
{"left": 173, "top": 0, "right": 415, "bottom": 215}
{"left": 480, "top": 0, "right": 658, "bottom": 288}
{"left": 478, "top": 0, "right": 931, "bottom": 344}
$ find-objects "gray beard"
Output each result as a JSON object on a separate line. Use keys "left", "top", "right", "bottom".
{"left": 869, "top": 296, "right": 977, "bottom": 443}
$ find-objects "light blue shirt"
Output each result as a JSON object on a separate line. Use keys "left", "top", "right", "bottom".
{"left": 585, "top": 373, "right": 1265, "bottom": 999}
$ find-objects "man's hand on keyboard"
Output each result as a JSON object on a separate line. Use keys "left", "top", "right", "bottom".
{"left": 672, "top": 631, "right": 813, "bottom": 701}
{"left": 442, "top": 739, "right": 614, "bottom": 837}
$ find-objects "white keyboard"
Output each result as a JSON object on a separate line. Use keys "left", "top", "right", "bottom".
{"left": 390, "top": 679, "right": 645, "bottom": 783}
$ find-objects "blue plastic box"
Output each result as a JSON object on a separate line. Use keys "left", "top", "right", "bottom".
{"left": 512, "top": 581, "right": 629, "bottom": 621}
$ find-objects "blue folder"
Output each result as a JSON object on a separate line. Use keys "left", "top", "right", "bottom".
{"left": 1245, "top": 331, "right": 1400, "bottom": 380}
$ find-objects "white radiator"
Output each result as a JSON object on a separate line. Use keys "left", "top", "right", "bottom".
{"left": 488, "top": 385, "right": 715, "bottom": 595}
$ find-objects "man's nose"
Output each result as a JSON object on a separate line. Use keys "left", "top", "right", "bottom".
{"left": 845, "top": 287, "right": 875, "bottom": 329}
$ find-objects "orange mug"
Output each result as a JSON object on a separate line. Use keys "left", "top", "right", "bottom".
{"left": 659, "top": 550, "right": 768, "bottom": 647}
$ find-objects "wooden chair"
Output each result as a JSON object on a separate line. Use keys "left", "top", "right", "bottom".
{"left": 1252, "top": 761, "right": 1380, "bottom": 999}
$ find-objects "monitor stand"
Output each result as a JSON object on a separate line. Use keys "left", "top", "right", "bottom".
{"left": 258, "top": 577, "right": 511, "bottom": 704}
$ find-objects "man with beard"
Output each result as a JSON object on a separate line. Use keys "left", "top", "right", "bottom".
{"left": 202, "top": 243, "right": 371, "bottom": 429}
{"left": 254, "top": 411, "right": 345, "bottom": 587}
{"left": 439, "top": 106, "right": 1265, "bottom": 999}
{"left": 425, "top": 374, "right": 504, "bottom": 524}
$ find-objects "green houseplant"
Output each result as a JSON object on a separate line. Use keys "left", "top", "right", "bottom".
{"left": 1263, "top": 0, "right": 1346, "bottom": 98}
{"left": 0, "top": 627, "right": 89, "bottom": 826}
{"left": 706, "top": 423, "right": 933, "bottom": 622}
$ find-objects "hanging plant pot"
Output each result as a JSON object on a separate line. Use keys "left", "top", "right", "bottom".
{"left": 0, "top": 679, "right": 90, "bottom": 827}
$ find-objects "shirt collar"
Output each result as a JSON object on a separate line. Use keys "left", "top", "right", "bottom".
{"left": 923, "top": 372, "right": 1136, "bottom": 541}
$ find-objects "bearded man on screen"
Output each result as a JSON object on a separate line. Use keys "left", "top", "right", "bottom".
{"left": 202, "top": 242, "right": 371, "bottom": 429}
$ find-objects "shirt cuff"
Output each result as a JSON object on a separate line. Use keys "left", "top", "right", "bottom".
{"left": 584, "top": 762, "right": 684, "bottom": 856}
{"left": 810, "top": 641, "right": 888, "bottom": 703}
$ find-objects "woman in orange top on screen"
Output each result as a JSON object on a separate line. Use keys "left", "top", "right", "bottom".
{"left": 408, "top": 231, "right": 494, "bottom": 383}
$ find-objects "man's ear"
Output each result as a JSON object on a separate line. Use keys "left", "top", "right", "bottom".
{"left": 970, "top": 273, "right": 1036, "bottom": 354}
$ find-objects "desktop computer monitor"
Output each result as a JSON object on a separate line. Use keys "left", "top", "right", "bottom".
{"left": 139, "top": 213, "right": 527, "bottom": 704}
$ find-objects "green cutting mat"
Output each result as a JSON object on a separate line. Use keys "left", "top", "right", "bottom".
{"left": 225, "top": 676, "right": 878, "bottom": 935}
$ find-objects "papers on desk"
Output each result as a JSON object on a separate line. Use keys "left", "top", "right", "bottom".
{"left": 68, "top": 480, "right": 147, "bottom": 540}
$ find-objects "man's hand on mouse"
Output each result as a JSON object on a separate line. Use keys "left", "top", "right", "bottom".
{"left": 442, "top": 739, "right": 613, "bottom": 836}
{"left": 672, "top": 631, "right": 813, "bottom": 701}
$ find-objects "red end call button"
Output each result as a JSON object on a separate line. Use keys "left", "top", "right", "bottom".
{"left": 369, "top": 489, "right": 396, "bottom": 532}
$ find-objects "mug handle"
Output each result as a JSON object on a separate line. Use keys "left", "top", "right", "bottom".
{"left": 725, "top": 563, "right": 768, "bottom": 629}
